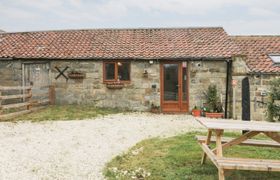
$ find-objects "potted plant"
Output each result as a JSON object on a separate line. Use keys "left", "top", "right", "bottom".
{"left": 204, "top": 85, "right": 224, "bottom": 118}
{"left": 191, "top": 106, "right": 201, "bottom": 117}
{"left": 151, "top": 103, "right": 161, "bottom": 113}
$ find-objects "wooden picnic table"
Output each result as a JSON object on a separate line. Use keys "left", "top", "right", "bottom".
{"left": 195, "top": 117, "right": 280, "bottom": 180}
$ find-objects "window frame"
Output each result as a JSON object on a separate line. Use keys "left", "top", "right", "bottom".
{"left": 103, "top": 61, "right": 131, "bottom": 83}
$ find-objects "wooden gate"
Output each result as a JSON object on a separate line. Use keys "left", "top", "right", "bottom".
{"left": 23, "top": 63, "right": 50, "bottom": 101}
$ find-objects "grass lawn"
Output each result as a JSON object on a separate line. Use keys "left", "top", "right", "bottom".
{"left": 12, "top": 105, "right": 122, "bottom": 122}
{"left": 104, "top": 132, "right": 280, "bottom": 180}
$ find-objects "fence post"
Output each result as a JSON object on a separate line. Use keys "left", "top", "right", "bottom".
{"left": 49, "top": 85, "right": 55, "bottom": 105}
{"left": 26, "top": 87, "right": 32, "bottom": 110}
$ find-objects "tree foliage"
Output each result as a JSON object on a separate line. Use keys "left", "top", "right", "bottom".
{"left": 267, "top": 78, "right": 280, "bottom": 122}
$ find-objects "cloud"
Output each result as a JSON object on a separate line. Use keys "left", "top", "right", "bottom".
{"left": 0, "top": 0, "right": 279, "bottom": 34}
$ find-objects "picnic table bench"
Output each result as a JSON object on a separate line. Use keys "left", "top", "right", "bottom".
{"left": 195, "top": 118, "right": 280, "bottom": 180}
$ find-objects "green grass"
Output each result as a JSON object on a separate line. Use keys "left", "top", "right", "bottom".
{"left": 12, "top": 105, "right": 123, "bottom": 122}
{"left": 104, "top": 132, "right": 280, "bottom": 180}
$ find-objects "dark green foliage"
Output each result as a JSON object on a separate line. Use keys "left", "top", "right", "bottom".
{"left": 205, "top": 85, "right": 223, "bottom": 113}
{"left": 267, "top": 78, "right": 280, "bottom": 122}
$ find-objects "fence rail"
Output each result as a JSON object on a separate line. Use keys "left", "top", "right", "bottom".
{"left": 0, "top": 85, "right": 55, "bottom": 121}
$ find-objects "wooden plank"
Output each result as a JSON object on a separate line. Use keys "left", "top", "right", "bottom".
{"left": 31, "top": 99, "right": 49, "bottom": 106}
{"left": 218, "top": 157, "right": 280, "bottom": 164}
{"left": 48, "top": 85, "right": 55, "bottom": 105}
{"left": 215, "top": 130, "right": 225, "bottom": 180}
{"left": 196, "top": 118, "right": 280, "bottom": 132}
{"left": 218, "top": 168, "right": 225, "bottom": 180}
{"left": 0, "top": 110, "right": 32, "bottom": 120}
{"left": 0, "top": 86, "right": 32, "bottom": 90}
{"left": 217, "top": 158, "right": 280, "bottom": 172}
{"left": 26, "top": 88, "right": 32, "bottom": 110}
{"left": 0, "top": 94, "right": 31, "bottom": 100}
{"left": 198, "top": 142, "right": 219, "bottom": 168}
{"left": 215, "top": 130, "right": 224, "bottom": 157}
{"left": 213, "top": 131, "right": 260, "bottom": 153}
{"left": 201, "top": 130, "right": 212, "bottom": 164}
{"left": 263, "top": 132, "right": 280, "bottom": 144}
{"left": 32, "top": 93, "right": 49, "bottom": 98}
{"left": 2, "top": 102, "right": 30, "bottom": 109}
{"left": 196, "top": 135, "right": 280, "bottom": 148}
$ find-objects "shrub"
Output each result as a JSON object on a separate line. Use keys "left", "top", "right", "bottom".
{"left": 204, "top": 85, "right": 223, "bottom": 113}
{"left": 266, "top": 78, "right": 280, "bottom": 122}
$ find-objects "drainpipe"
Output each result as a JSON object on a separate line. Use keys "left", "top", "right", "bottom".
{"left": 225, "top": 60, "right": 232, "bottom": 119}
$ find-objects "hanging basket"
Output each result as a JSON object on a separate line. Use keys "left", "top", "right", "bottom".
{"left": 106, "top": 82, "right": 124, "bottom": 89}
{"left": 68, "top": 72, "right": 85, "bottom": 79}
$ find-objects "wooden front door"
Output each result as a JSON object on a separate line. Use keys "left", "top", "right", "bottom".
{"left": 160, "top": 62, "right": 189, "bottom": 113}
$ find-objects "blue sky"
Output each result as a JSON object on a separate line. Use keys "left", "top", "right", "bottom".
{"left": 0, "top": 0, "right": 279, "bottom": 35}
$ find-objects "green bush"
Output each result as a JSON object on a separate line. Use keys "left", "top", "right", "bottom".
{"left": 266, "top": 78, "right": 280, "bottom": 122}
{"left": 205, "top": 85, "right": 223, "bottom": 113}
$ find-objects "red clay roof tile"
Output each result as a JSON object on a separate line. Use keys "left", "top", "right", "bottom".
{"left": 0, "top": 27, "right": 239, "bottom": 60}
{"left": 232, "top": 36, "right": 280, "bottom": 73}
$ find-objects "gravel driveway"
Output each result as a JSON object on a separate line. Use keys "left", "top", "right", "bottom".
{"left": 0, "top": 113, "right": 202, "bottom": 180}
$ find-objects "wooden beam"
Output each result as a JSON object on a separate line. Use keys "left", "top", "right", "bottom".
{"left": 0, "top": 94, "right": 31, "bottom": 100}
{"left": 48, "top": 85, "right": 55, "bottom": 105}
{"left": 198, "top": 143, "right": 219, "bottom": 168}
{"left": 0, "top": 110, "right": 31, "bottom": 120}
{"left": 0, "top": 86, "right": 32, "bottom": 90}
{"left": 2, "top": 102, "right": 30, "bottom": 109}
{"left": 201, "top": 129, "right": 212, "bottom": 164}
{"left": 215, "top": 130, "right": 224, "bottom": 157}
{"left": 212, "top": 131, "right": 260, "bottom": 153}
{"left": 196, "top": 135, "right": 280, "bottom": 148}
{"left": 263, "top": 132, "right": 280, "bottom": 144}
{"left": 215, "top": 130, "right": 225, "bottom": 180}
{"left": 217, "top": 157, "right": 280, "bottom": 172}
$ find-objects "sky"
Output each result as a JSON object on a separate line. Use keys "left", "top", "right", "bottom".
{"left": 0, "top": 0, "right": 279, "bottom": 35}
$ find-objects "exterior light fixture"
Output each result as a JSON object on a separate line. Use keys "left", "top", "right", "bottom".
{"left": 149, "top": 60, "right": 154, "bottom": 65}
{"left": 117, "top": 62, "right": 122, "bottom": 66}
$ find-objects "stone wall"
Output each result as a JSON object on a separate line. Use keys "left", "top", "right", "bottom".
{"left": 231, "top": 56, "right": 280, "bottom": 121}
{"left": 249, "top": 74, "right": 279, "bottom": 121}
{"left": 50, "top": 60, "right": 160, "bottom": 111}
{"left": 231, "top": 56, "right": 250, "bottom": 120}
{"left": 1, "top": 58, "right": 277, "bottom": 121}
{"left": 188, "top": 60, "right": 228, "bottom": 111}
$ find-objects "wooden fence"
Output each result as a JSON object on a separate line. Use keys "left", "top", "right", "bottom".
{"left": 0, "top": 85, "right": 55, "bottom": 120}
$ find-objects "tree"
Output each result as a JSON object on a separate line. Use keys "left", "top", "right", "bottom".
{"left": 267, "top": 78, "right": 280, "bottom": 122}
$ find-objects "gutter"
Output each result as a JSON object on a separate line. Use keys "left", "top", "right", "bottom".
{"left": 225, "top": 59, "right": 232, "bottom": 119}
{"left": 9, "top": 56, "right": 230, "bottom": 61}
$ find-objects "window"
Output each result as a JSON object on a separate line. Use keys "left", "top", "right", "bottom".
{"left": 103, "top": 61, "right": 130, "bottom": 82}
{"left": 269, "top": 55, "right": 280, "bottom": 64}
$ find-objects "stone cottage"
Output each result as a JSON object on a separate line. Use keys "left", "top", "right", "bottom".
{"left": 0, "top": 27, "right": 279, "bottom": 120}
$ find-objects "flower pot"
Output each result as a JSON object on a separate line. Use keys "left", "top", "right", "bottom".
{"left": 192, "top": 109, "right": 201, "bottom": 117}
{"left": 205, "top": 112, "right": 224, "bottom": 119}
